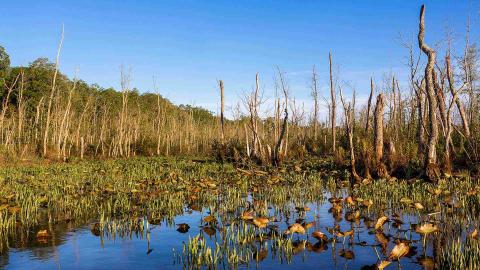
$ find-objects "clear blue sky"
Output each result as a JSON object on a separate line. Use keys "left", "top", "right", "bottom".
{"left": 0, "top": 1, "right": 478, "bottom": 118}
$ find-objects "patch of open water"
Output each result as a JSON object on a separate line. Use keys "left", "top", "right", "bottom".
{"left": 1, "top": 192, "right": 434, "bottom": 270}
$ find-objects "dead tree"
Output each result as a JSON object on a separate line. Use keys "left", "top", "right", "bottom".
{"left": 365, "top": 77, "right": 374, "bottom": 132}
{"left": 272, "top": 105, "right": 288, "bottom": 166}
{"left": 246, "top": 73, "right": 264, "bottom": 162}
{"left": 433, "top": 69, "right": 448, "bottom": 138}
{"left": 43, "top": 25, "right": 64, "bottom": 157}
{"left": 414, "top": 79, "right": 426, "bottom": 158}
{"left": 219, "top": 80, "right": 225, "bottom": 142}
{"left": 276, "top": 67, "right": 289, "bottom": 158}
{"left": 311, "top": 65, "right": 319, "bottom": 140}
{"left": 373, "top": 93, "right": 388, "bottom": 178}
{"left": 446, "top": 53, "right": 470, "bottom": 137}
{"left": 329, "top": 52, "right": 336, "bottom": 153}
{"left": 0, "top": 73, "right": 20, "bottom": 135}
{"left": 403, "top": 38, "right": 426, "bottom": 158}
{"left": 339, "top": 87, "right": 362, "bottom": 185}
{"left": 462, "top": 16, "right": 477, "bottom": 131}
{"left": 418, "top": 4, "right": 440, "bottom": 181}
{"left": 445, "top": 52, "right": 468, "bottom": 173}
{"left": 271, "top": 68, "right": 290, "bottom": 166}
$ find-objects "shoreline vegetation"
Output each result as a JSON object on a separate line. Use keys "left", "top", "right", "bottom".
{"left": 0, "top": 4, "right": 480, "bottom": 269}
{"left": 0, "top": 5, "right": 476, "bottom": 185}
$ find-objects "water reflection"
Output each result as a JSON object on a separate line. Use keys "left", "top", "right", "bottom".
{"left": 0, "top": 189, "right": 471, "bottom": 270}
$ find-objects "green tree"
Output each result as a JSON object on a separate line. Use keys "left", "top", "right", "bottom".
{"left": 0, "top": 45, "right": 11, "bottom": 78}
{"left": 29, "top": 57, "right": 55, "bottom": 70}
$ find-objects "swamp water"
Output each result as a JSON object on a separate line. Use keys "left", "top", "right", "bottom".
{"left": 0, "top": 158, "right": 478, "bottom": 269}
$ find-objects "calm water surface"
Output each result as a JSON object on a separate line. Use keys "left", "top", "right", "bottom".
{"left": 1, "top": 192, "right": 433, "bottom": 270}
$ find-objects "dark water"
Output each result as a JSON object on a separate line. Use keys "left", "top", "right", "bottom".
{"left": 1, "top": 196, "right": 434, "bottom": 270}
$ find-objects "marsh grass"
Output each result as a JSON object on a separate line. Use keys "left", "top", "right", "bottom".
{"left": 439, "top": 238, "right": 480, "bottom": 270}
{"left": 1, "top": 157, "right": 480, "bottom": 269}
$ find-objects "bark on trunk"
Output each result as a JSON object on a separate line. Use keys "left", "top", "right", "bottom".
{"left": 373, "top": 93, "right": 388, "bottom": 178}
{"left": 446, "top": 54, "right": 470, "bottom": 137}
{"left": 418, "top": 5, "right": 440, "bottom": 181}
{"left": 329, "top": 52, "right": 336, "bottom": 153}
{"left": 219, "top": 80, "right": 225, "bottom": 143}
{"left": 365, "top": 77, "right": 374, "bottom": 132}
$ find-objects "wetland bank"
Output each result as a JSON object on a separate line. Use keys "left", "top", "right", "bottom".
{"left": 1, "top": 2, "right": 480, "bottom": 270}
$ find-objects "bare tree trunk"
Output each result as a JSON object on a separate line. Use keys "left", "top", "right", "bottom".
{"left": 445, "top": 52, "right": 466, "bottom": 174}
{"left": 276, "top": 67, "right": 289, "bottom": 159}
{"left": 373, "top": 93, "right": 388, "bottom": 178}
{"left": 311, "top": 65, "right": 319, "bottom": 140}
{"left": 272, "top": 108, "right": 288, "bottom": 166}
{"left": 249, "top": 73, "right": 260, "bottom": 158}
{"left": 17, "top": 70, "right": 25, "bottom": 153}
{"left": 365, "top": 77, "right": 374, "bottom": 132}
{"left": 156, "top": 94, "right": 162, "bottom": 155}
{"left": 415, "top": 80, "right": 426, "bottom": 158}
{"left": 272, "top": 77, "right": 290, "bottom": 166}
{"left": 418, "top": 5, "right": 440, "bottom": 181}
{"left": 433, "top": 69, "right": 447, "bottom": 137}
{"left": 219, "top": 80, "right": 225, "bottom": 143}
{"left": 463, "top": 17, "right": 477, "bottom": 131}
{"left": 0, "top": 74, "right": 20, "bottom": 140}
{"left": 362, "top": 141, "right": 372, "bottom": 179}
{"left": 57, "top": 75, "right": 76, "bottom": 159}
{"left": 244, "top": 122, "right": 250, "bottom": 157}
{"left": 43, "top": 25, "right": 64, "bottom": 157}
{"left": 446, "top": 53, "right": 470, "bottom": 137}
{"left": 339, "top": 87, "right": 362, "bottom": 184}
{"left": 390, "top": 76, "right": 396, "bottom": 138}
{"left": 329, "top": 52, "right": 336, "bottom": 153}
{"left": 79, "top": 137, "right": 83, "bottom": 159}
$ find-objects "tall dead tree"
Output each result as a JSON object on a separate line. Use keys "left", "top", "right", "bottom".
{"left": 339, "top": 87, "right": 362, "bottom": 184}
{"left": 415, "top": 79, "right": 426, "bottom": 157}
{"left": 152, "top": 76, "right": 162, "bottom": 156}
{"left": 247, "top": 73, "right": 262, "bottom": 160}
{"left": 418, "top": 4, "right": 440, "bottom": 181}
{"left": 373, "top": 93, "right": 388, "bottom": 178}
{"left": 403, "top": 39, "right": 426, "bottom": 158}
{"left": 219, "top": 80, "right": 225, "bottom": 142}
{"left": 43, "top": 25, "right": 64, "bottom": 157}
{"left": 365, "top": 77, "right": 374, "bottom": 132}
{"left": 445, "top": 52, "right": 468, "bottom": 173}
{"left": 329, "top": 52, "right": 336, "bottom": 153}
{"left": 311, "top": 65, "right": 319, "bottom": 140}
{"left": 276, "top": 67, "right": 289, "bottom": 158}
{"left": 0, "top": 74, "right": 19, "bottom": 135}
{"left": 446, "top": 53, "right": 470, "bottom": 137}
{"left": 433, "top": 69, "right": 448, "bottom": 138}
{"left": 57, "top": 73, "right": 77, "bottom": 160}
{"left": 16, "top": 70, "right": 25, "bottom": 153}
{"left": 462, "top": 16, "right": 477, "bottom": 130}
{"left": 272, "top": 85, "right": 288, "bottom": 166}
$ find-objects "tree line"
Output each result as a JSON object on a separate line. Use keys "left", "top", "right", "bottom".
{"left": 0, "top": 45, "right": 217, "bottom": 162}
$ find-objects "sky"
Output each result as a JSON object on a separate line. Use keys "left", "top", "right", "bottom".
{"left": 0, "top": 0, "right": 479, "bottom": 119}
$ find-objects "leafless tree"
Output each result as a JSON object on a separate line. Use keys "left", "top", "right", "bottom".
{"left": 339, "top": 86, "right": 362, "bottom": 184}
{"left": 219, "top": 80, "right": 225, "bottom": 142}
{"left": 373, "top": 93, "right": 388, "bottom": 178}
{"left": 43, "top": 25, "right": 64, "bottom": 157}
{"left": 329, "top": 52, "right": 337, "bottom": 153}
{"left": 311, "top": 65, "right": 319, "bottom": 140}
{"left": 365, "top": 77, "right": 374, "bottom": 132}
{"left": 418, "top": 5, "right": 440, "bottom": 181}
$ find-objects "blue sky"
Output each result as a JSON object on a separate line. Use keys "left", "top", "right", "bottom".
{"left": 0, "top": 1, "right": 479, "bottom": 118}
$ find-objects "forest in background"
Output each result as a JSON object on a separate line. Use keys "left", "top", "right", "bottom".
{"left": 0, "top": 5, "right": 479, "bottom": 183}
{"left": 0, "top": 46, "right": 218, "bottom": 161}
